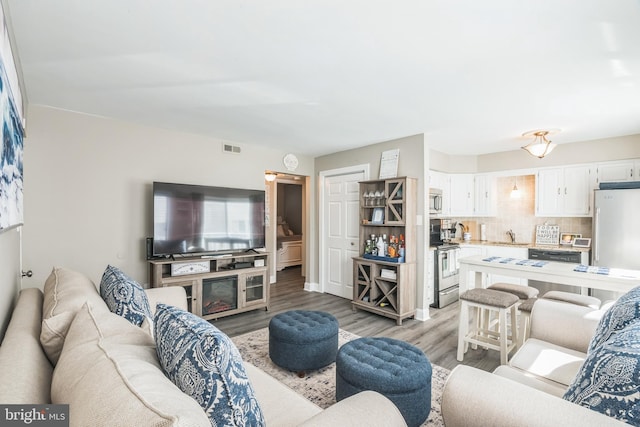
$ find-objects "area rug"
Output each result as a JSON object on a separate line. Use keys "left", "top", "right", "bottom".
{"left": 232, "top": 328, "right": 449, "bottom": 427}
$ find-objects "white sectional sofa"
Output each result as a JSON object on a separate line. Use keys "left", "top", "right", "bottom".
{"left": 0, "top": 267, "right": 406, "bottom": 427}
{"left": 442, "top": 296, "right": 639, "bottom": 427}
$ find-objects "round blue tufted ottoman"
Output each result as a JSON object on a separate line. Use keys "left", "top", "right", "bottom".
{"left": 268, "top": 310, "right": 339, "bottom": 374}
{"left": 336, "top": 337, "right": 432, "bottom": 427}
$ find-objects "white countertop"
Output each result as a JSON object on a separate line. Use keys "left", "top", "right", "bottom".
{"left": 459, "top": 254, "right": 640, "bottom": 294}
{"left": 453, "top": 239, "right": 591, "bottom": 253}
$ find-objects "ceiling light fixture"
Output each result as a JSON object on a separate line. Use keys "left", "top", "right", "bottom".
{"left": 521, "top": 130, "right": 558, "bottom": 159}
{"left": 264, "top": 172, "right": 277, "bottom": 182}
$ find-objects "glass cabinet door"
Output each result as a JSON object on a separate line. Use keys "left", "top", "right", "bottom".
{"left": 244, "top": 273, "right": 266, "bottom": 305}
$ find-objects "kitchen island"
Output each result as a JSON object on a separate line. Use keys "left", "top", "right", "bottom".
{"left": 459, "top": 254, "right": 640, "bottom": 296}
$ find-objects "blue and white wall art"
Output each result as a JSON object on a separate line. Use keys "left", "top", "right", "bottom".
{"left": 0, "top": 59, "right": 24, "bottom": 231}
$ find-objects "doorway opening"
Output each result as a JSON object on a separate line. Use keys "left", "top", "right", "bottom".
{"left": 266, "top": 172, "right": 307, "bottom": 286}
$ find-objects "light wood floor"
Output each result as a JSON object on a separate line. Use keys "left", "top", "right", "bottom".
{"left": 213, "top": 266, "right": 501, "bottom": 372}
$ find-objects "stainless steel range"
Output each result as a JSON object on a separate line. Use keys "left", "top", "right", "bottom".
{"left": 431, "top": 243, "right": 460, "bottom": 308}
{"left": 430, "top": 218, "right": 460, "bottom": 308}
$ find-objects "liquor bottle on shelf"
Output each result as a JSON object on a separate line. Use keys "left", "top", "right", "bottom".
{"left": 382, "top": 234, "right": 388, "bottom": 256}
{"left": 364, "top": 239, "right": 373, "bottom": 255}
{"left": 388, "top": 235, "right": 398, "bottom": 258}
{"left": 376, "top": 235, "right": 385, "bottom": 257}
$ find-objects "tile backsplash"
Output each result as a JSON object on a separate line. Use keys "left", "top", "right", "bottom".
{"left": 452, "top": 175, "right": 592, "bottom": 244}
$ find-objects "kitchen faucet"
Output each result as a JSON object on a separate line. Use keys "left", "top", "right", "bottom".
{"left": 507, "top": 229, "right": 516, "bottom": 243}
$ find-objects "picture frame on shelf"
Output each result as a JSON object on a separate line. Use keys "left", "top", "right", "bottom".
{"left": 560, "top": 232, "right": 581, "bottom": 246}
{"left": 535, "top": 224, "right": 560, "bottom": 245}
{"left": 573, "top": 238, "right": 591, "bottom": 248}
{"left": 371, "top": 208, "right": 384, "bottom": 224}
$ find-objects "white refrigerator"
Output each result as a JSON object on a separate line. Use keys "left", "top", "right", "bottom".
{"left": 592, "top": 187, "right": 640, "bottom": 300}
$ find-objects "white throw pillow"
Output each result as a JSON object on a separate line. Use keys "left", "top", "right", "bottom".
{"left": 51, "top": 302, "right": 210, "bottom": 427}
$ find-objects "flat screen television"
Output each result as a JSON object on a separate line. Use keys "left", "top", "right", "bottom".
{"left": 152, "top": 181, "right": 266, "bottom": 257}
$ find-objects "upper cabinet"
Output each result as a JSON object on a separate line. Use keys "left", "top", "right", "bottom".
{"left": 535, "top": 165, "right": 595, "bottom": 217}
{"left": 429, "top": 171, "right": 495, "bottom": 217}
{"left": 428, "top": 170, "right": 451, "bottom": 216}
{"left": 431, "top": 158, "right": 638, "bottom": 219}
{"left": 473, "top": 174, "right": 496, "bottom": 216}
{"left": 596, "top": 160, "right": 640, "bottom": 183}
{"left": 449, "top": 174, "right": 474, "bottom": 216}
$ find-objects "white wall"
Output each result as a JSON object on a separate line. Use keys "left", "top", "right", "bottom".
{"left": 0, "top": 226, "right": 21, "bottom": 340}
{"left": 315, "top": 134, "right": 429, "bottom": 314}
{"left": 21, "top": 105, "right": 314, "bottom": 288}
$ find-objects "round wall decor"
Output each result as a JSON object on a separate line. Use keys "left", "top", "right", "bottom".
{"left": 283, "top": 153, "right": 299, "bottom": 171}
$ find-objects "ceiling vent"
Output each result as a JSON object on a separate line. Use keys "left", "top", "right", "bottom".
{"left": 222, "top": 143, "right": 241, "bottom": 154}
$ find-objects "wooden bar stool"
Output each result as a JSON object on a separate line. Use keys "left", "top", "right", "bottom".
{"left": 488, "top": 282, "right": 540, "bottom": 348}
{"left": 457, "top": 288, "right": 519, "bottom": 365}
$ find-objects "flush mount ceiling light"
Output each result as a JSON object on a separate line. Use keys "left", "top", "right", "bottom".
{"left": 521, "top": 129, "right": 559, "bottom": 159}
{"left": 264, "top": 172, "right": 277, "bottom": 182}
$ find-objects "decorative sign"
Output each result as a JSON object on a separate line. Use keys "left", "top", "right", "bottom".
{"left": 379, "top": 149, "right": 399, "bottom": 179}
{"left": 171, "top": 261, "right": 210, "bottom": 276}
{"left": 535, "top": 224, "right": 560, "bottom": 245}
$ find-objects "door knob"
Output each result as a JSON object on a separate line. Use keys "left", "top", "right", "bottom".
{"left": 22, "top": 270, "right": 33, "bottom": 278}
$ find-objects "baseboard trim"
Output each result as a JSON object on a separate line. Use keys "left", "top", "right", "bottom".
{"left": 304, "top": 281, "right": 321, "bottom": 293}
{"left": 415, "top": 308, "right": 430, "bottom": 321}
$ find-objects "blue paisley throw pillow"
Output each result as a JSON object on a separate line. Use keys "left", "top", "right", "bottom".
{"left": 100, "top": 265, "right": 152, "bottom": 326}
{"left": 154, "top": 304, "right": 265, "bottom": 427}
{"left": 564, "top": 323, "right": 640, "bottom": 425}
{"left": 588, "top": 286, "right": 640, "bottom": 353}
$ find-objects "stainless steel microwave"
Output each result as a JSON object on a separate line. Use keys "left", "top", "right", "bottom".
{"left": 429, "top": 188, "right": 443, "bottom": 215}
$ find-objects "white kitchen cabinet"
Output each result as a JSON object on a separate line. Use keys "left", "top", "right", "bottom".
{"left": 564, "top": 165, "right": 595, "bottom": 216}
{"left": 458, "top": 245, "right": 485, "bottom": 259}
{"left": 429, "top": 170, "right": 447, "bottom": 190}
{"left": 536, "top": 168, "right": 563, "bottom": 215}
{"left": 473, "top": 174, "right": 496, "bottom": 216}
{"left": 596, "top": 159, "right": 640, "bottom": 184}
{"left": 458, "top": 245, "right": 485, "bottom": 288}
{"left": 535, "top": 165, "right": 594, "bottom": 217}
{"left": 429, "top": 170, "right": 450, "bottom": 216}
{"left": 449, "top": 174, "right": 474, "bottom": 216}
{"left": 430, "top": 171, "right": 496, "bottom": 217}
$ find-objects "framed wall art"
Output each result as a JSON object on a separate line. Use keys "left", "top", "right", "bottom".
{"left": 0, "top": 69, "right": 24, "bottom": 231}
{"left": 0, "top": 7, "right": 25, "bottom": 233}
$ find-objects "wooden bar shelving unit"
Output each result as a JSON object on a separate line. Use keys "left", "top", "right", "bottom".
{"left": 352, "top": 177, "right": 416, "bottom": 325}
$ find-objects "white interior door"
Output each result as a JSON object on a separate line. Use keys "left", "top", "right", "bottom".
{"left": 323, "top": 171, "right": 364, "bottom": 298}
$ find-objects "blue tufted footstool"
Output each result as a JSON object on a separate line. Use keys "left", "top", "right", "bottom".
{"left": 336, "top": 337, "right": 432, "bottom": 427}
{"left": 268, "top": 310, "right": 339, "bottom": 374}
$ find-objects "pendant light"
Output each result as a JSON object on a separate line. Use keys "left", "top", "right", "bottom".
{"left": 521, "top": 130, "right": 558, "bottom": 159}
{"left": 510, "top": 177, "right": 521, "bottom": 199}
